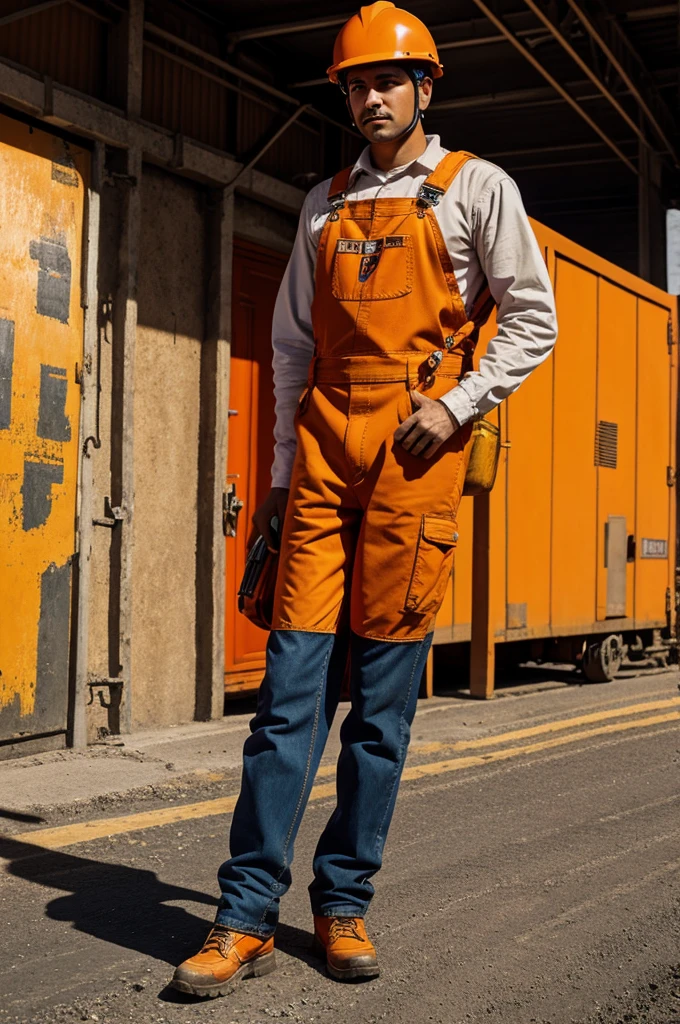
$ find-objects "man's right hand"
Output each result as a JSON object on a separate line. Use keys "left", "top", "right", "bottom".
{"left": 251, "top": 487, "right": 290, "bottom": 553}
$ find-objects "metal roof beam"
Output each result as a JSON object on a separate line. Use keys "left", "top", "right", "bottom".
{"left": 467, "top": 0, "right": 637, "bottom": 175}
{"left": 617, "top": 3, "right": 675, "bottom": 20}
{"left": 225, "top": 3, "right": 673, "bottom": 47}
{"left": 517, "top": 0, "right": 649, "bottom": 150}
{"left": 288, "top": 25, "right": 549, "bottom": 89}
{"left": 0, "top": 0, "right": 65, "bottom": 27}
{"left": 145, "top": 22, "right": 300, "bottom": 106}
{"left": 227, "top": 13, "right": 346, "bottom": 46}
{"left": 224, "top": 104, "right": 310, "bottom": 194}
{"left": 565, "top": 0, "right": 680, "bottom": 166}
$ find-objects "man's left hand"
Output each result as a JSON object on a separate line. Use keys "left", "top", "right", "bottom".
{"left": 394, "top": 390, "right": 460, "bottom": 459}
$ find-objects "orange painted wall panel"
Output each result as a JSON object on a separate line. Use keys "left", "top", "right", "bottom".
{"left": 0, "top": 114, "right": 87, "bottom": 740}
{"left": 445, "top": 222, "right": 675, "bottom": 649}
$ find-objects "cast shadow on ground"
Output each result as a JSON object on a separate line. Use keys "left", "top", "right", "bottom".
{"left": 0, "top": 835, "right": 321, "bottom": 998}
{"left": 0, "top": 835, "right": 217, "bottom": 967}
{"left": 0, "top": 808, "right": 45, "bottom": 823}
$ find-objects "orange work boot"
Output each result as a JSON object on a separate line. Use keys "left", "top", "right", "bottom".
{"left": 172, "top": 924, "right": 276, "bottom": 998}
{"left": 313, "top": 916, "right": 379, "bottom": 981}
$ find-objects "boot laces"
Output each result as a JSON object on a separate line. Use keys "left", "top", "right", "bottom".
{"left": 201, "top": 924, "right": 235, "bottom": 957}
{"left": 328, "top": 918, "right": 363, "bottom": 943}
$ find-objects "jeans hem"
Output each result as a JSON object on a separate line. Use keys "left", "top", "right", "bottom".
{"left": 214, "top": 911, "right": 276, "bottom": 939}
{"left": 310, "top": 903, "right": 369, "bottom": 919}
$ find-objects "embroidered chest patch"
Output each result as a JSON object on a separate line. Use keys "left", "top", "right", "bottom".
{"left": 335, "top": 236, "right": 406, "bottom": 283}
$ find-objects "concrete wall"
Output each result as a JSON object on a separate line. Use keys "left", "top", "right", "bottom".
{"left": 0, "top": 55, "right": 308, "bottom": 751}
{"left": 84, "top": 161, "right": 213, "bottom": 738}
{"left": 85, "top": 164, "right": 120, "bottom": 741}
{"left": 77, "top": 154, "right": 305, "bottom": 741}
{"left": 131, "top": 167, "right": 205, "bottom": 728}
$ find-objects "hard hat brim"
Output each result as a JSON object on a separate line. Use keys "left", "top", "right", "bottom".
{"left": 327, "top": 52, "right": 444, "bottom": 83}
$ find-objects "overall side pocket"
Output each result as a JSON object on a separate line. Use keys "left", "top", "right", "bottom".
{"left": 403, "top": 513, "right": 459, "bottom": 615}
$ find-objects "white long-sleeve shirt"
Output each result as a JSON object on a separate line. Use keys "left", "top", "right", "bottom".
{"left": 271, "top": 134, "right": 557, "bottom": 488}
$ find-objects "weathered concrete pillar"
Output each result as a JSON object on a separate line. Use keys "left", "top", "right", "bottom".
{"left": 114, "top": 148, "right": 142, "bottom": 734}
{"left": 195, "top": 190, "right": 234, "bottom": 721}
{"left": 638, "top": 140, "right": 666, "bottom": 289}
{"left": 126, "top": 0, "right": 144, "bottom": 121}
{"left": 72, "top": 143, "right": 105, "bottom": 748}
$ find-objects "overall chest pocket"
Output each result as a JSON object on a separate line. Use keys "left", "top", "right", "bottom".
{"left": 331, "top": 235, "right": 413, "bottom": 301}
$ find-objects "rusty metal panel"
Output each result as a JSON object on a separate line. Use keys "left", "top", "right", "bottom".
{"left": 0, "top": 113, "right": 87, "bottom": 749}
{"left": 142, "top": 44, "right": 229, "bottom": 152}
{"left": 0, "top": 2, "right": 109, "bottom": 100}
{"left": 237, "top": 93, "right": 278, "bottom": 158}
{"left": 260, "top": 119, "right": 321, "bottom": 181}
{"left": 237, "top": 93, "right": 322, "bottom": 182}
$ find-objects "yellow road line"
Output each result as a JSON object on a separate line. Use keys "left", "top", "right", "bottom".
{"left": 313, "top": 696, "right": 680, "bottom": 775}
{"left": 3, "top": 707, "right": 678, "bottom": 855}
{"left": 399, "top": 710, "right": 679, "bottom": 780}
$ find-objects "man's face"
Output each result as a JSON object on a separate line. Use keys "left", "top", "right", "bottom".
{"left": 346, "top": 64, "right": 432, "bottom": 142}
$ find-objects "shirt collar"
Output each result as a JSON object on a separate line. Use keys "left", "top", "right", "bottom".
{"left": 347, "top": 134, "right": 445, "bottom": 190}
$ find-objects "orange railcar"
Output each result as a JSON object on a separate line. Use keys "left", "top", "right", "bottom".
{"left": 225, "top": 224, "right": 678, "bottom": 697}
{"left": 435, "top": 220, "right": 678, "bottom": 694}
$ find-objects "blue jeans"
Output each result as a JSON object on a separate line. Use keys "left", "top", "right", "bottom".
{"left": 216, "top": 629, "right": 431, "bottom": 937}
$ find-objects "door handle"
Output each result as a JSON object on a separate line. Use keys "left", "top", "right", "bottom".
{"left": 223, "top": 483, "right": 244, "bottom": 537}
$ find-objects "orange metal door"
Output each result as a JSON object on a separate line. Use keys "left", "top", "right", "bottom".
{"left": 0, "top": 114, "right": 88, "bottom": 750}
{"left": 551, "top": 257, "right": 598, "bottom": 628}
{"left": 595, "top": 280, "right": 637, "bottom": 620}
{"left": 224, "top": 239, "right": 287, "bottom": 691}
{"left": 635, "top": 299, "right": 674, "bottom": 625}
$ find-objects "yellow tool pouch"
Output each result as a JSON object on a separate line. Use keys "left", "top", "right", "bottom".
{"left": 462, "top": 417, "right": 501, "bottom": 496}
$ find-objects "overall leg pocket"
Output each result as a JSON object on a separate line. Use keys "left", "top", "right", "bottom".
{"left": 403, "top": 514, "right": 458, "bottom": 615}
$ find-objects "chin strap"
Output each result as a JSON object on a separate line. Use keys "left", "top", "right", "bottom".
{"left": 400, "top": 67, "right": 426, "bottom": 140}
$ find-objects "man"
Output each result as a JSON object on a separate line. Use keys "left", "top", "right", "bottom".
{"left": 173, "top": 1, "right": 557, "bottom": 998}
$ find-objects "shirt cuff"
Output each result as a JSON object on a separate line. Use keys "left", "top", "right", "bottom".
{"left": 271, "top": 443, "right": 296, "bottom": 489}
{"left": 438, "top": 383, "right": 475, "bottom": 426}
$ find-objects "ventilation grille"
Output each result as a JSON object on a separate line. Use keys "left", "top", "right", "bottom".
{"left": 595, "top": 420, "right": 618, "bottom": 468}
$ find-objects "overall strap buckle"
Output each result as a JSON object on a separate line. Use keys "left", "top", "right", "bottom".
{"left": 421, "top": 349, "right": 443, "bottom": 389}
{"left": 416, "top": 183, "right": 445, "bottom": 211}
{"left": 327, "top": 191, "right": 348, "bottom": 222}
{"left": 416, "top": 151, "right": 476, "bottom": 217}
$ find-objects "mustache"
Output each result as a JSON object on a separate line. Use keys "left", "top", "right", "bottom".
{"left": 362, "top": 111, "right": 392, "bottom": 124}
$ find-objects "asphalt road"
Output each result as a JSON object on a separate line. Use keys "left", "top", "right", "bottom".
{"left": 1, "top": 674, "right": 679, "bottom": 1024}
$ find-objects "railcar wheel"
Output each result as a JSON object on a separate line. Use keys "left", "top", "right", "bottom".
{"left": 582, "top": 634, "right": 624, "bottom": 683}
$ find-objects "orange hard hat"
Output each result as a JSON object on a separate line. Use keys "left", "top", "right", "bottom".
{"left": 327, "top": 2, "right": 444, "bottom": 84}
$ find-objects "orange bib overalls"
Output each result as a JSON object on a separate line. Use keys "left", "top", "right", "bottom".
{"left": 273, "top": 151, "right": 492, "bottom": 642}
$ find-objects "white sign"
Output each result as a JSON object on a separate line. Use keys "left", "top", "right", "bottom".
{"left": 641, "top": 538, "right": 668, "bottom": 559}
{"left": 668, "top": 208, "right": 680, "bottom": 295}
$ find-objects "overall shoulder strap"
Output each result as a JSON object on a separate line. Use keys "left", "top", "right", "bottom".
{"left": 327, "top": 166, "right": 353, "bottom": 201}
{"left": 326, "top": 166, "right": 353, "bottom": 220}
{"left": 417, "top": 151, "right": 476, "bottom": 209}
